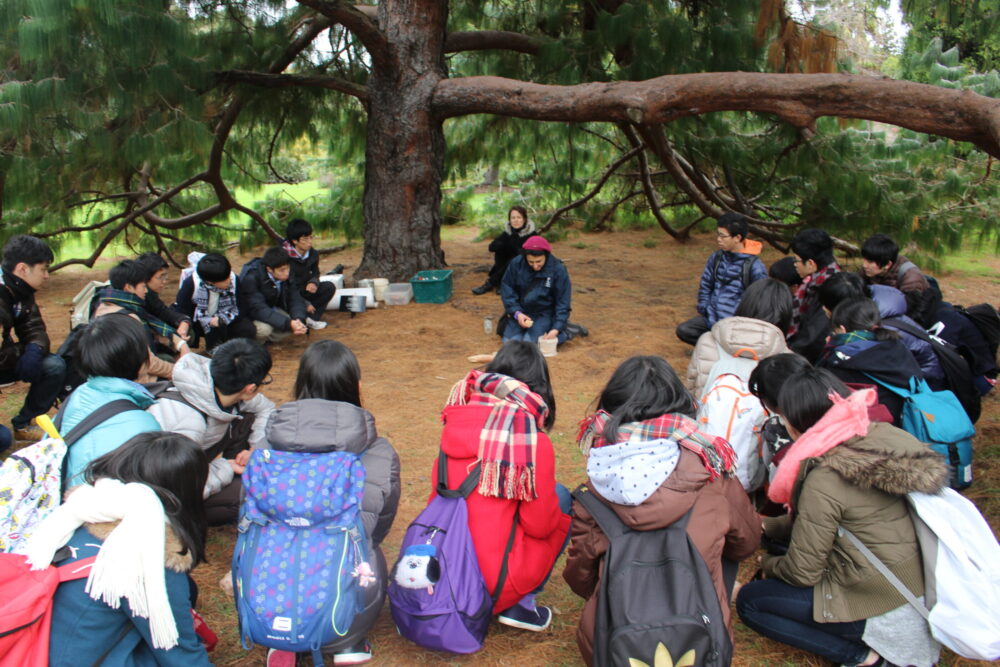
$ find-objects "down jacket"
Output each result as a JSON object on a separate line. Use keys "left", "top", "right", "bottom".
{"left": 146, "top": 352, "right": 275, "bottom": 497}
{"left": 564, "top": 448, "right": 760, "bottom": 666}
{"left": 696, "top": 241, "right": 767, "bottom": 326}
{"left": 762, "top": 421, "right": 948, "bottom": 622}
{"left": 869, "top": 285, "right": 944, "bottom": 384}
{"left": 263, "top": 399, "right": 400, "bottom": 547}
{"left": 686, "top": 316, "right": 790, "bottom": 396}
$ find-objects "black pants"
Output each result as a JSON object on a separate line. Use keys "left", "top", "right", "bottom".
{"left": 197, "top": 316, "right": 256, "bottom": 351}
{"left": 204, "top": 412, "right": 256, "bottom": 526}
{"left": 302, "top": 281, "right": 335, "bottom": 314}
{"left": 676, "top": 315, "right": 710, "bottom": 346}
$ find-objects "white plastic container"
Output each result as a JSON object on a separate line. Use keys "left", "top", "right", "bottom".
{"left": 329, "top": 287, "right": 377, "bottom": 310}
{"left": 372, "top": 278, "right": 389, "bottom": 301}
{"left": 538, "top": 337, "right": 558, "bottom": 357}
{"left": 319, "top": 274, "right": 345, "bottom": 290}
{"left": 384, "top": 282, "right": 413, "bottom": 305}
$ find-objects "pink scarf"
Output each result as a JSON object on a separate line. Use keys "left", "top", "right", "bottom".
{"left": 767, "top": 388, "right": 875, "bottom": 507}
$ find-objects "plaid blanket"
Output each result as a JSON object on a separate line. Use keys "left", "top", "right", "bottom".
{"left": 576, "top": 410, "right": 736, "bottom": 482}
{"left": 445, "top": 370, "right": 549, "bottom": 500}
{"left": 100, "top": 288, "right": 176, "bottom": 339}
{"left": 788, "top": 261, "right": 841, "bottom": 338}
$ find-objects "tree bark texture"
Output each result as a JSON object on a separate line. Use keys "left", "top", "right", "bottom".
{"left": 357, "top": 0, "right": 448, "bottom": 281}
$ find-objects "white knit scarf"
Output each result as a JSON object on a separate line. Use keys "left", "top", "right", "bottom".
{"left": 24, "top": 478, "right": 179, "bottom": 649}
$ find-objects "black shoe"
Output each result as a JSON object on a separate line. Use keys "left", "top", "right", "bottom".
{"left": 471, "top": 282, "right": 493, "bottom": 295}
{"left": 326, "top": 264, "right": 345, "bottom": 275}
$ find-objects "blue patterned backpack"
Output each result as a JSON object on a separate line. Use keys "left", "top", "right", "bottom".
{"left": 233, "top": 448, "right": 370, "bottom": 665}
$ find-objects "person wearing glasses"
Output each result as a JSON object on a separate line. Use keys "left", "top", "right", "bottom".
{"left": 147, "top": 338, "right": 276, "bottom": 525}
{"left": 676, "top": 213, "right": 767, "bottom": 346}
{"left": 786, "top": 228, "right": 842, "bottom": 363}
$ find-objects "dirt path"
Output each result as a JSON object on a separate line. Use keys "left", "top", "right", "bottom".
{"left": 7, "top": 228, "right": 998, "bottom": 666}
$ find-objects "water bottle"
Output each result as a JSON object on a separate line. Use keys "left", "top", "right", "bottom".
{"left": 483, "top": 317, "right": 493, "bottom": 334}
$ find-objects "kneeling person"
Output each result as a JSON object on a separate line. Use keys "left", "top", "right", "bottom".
{"left": 500, "top": 236, "right": 572, "bottom": 345}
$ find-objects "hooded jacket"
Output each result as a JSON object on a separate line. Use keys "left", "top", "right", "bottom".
{"left": 49, "top": 522, "right": 210, "bottom": 667}
{"left": 0, "top": 272, "right": 50, "bottom": 374}
{"left": 263, "top": 399, "right": 400, "bottom": 547}
{"left": 563, "top": 447, "right": 760, "bottom": 666}
{"left": 762, "top": 422, "right": 948, "bottom": 623}
{"left": 869, "top": 285, "right": 943, "bottom": 383}
{"left": 685, "top": 316, "right": 790, "bottom": 396}
{"left": 432, "top": 403, "right": 571, "bottom": 613}
{"left": 696, "top": 241, "right": 767, "bottom": 326}
{"left": 818, "top": 336, "right": 923, "bottom": 423}
{"left": 237, "top": 258, "right": 307, "bottom": 331}
{"left": 146, "top": 352, "right": 275, "bottom": 497}
{"left": 500, "top": 254, "right": 572, "bottom": 333}
{"left": 487, "top": 219, "right": 537, "bottom": 285}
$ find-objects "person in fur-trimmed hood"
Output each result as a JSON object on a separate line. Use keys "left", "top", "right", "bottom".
{"left": 472, "top": 205, "right": 537, "bottom": 295}
{"left": 27, "top": 433, "right": 212, "bottom": 667}
{"left": 736, "top": 368, "right": 948, "bottom": 667}
{"left": 564, "top": 355, "right": 760, "bottom": 666}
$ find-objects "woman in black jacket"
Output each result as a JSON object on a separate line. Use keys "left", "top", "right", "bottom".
{"left": 472, "top": 206, "right": 537, "bottom": 295}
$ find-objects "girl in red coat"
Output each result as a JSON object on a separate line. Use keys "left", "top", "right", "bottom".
{"left": 431, "top": 341, "right": 571, "bottom": 631}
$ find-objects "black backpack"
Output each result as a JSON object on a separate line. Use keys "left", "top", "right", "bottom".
{"left": 883, "top": 317, "right": 981, "bottom": 424}
{"left": 573, "top": 485, "right": 732, "bottom": 667}
{"left": 955, "top": 303, "right": 1000, "bottom": 362}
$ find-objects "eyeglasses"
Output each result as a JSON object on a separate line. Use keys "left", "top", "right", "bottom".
{"left": 259, "top": 374, "right": 274, "bottom": 386}
{"left": 716, "top": 231, "right": 732, "bottom": 239}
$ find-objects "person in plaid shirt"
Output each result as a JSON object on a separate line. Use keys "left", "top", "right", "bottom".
{"left": 786, "top": 229, "right": 841, "bottom": 363}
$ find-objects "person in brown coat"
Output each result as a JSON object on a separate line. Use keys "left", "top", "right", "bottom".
{"left": 563, "top": 356, "right": 761, "bottom": 666}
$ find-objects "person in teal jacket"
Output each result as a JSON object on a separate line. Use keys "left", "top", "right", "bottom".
{"left": 62, "top": 313, "right": 161, "bottom": 487}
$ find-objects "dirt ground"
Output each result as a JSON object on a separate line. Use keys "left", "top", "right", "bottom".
{"left": 5, "top": 228, "right": 999, "bottom": 666}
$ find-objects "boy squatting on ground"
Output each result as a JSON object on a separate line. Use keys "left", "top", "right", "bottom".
{"left": 174, "top": 253, "right": 256, "bottom": 352}
{"left": 238, "top": 246, "right": 315, "bottom": 343}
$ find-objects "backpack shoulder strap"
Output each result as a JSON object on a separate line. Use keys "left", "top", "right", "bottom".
{"left": 862, "top": 373, "right": 911, "bottom": 400}
{"left": 56, "top": 555, "right": 98, "bottom": 582}
{"left": 435, "top": 454, "right": 481, "bottom": 499}
{"left": 572, "top": 484, "right": 627, "bottom": 540}
{"left": 740, "top": 256, "right": 754, "bottom": 287}
{"left": 837, "top": 525, "right": 929, "bottom": 619}
{"left": 883, "top": 317, "right": 933, "bottom": 343}
{"left": 57, "top": 399, "right": 143, "bottom": 446}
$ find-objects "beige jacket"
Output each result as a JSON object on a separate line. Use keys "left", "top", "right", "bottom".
{"left": 685, "top": 316, "right": 790, "bottom": 396}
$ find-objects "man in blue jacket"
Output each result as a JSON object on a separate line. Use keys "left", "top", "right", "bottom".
{"left": 500, "top": 236, "right": 572, "bottom": 345}
{"left": 676, "top": 213, "right": 767, "bottom": 345}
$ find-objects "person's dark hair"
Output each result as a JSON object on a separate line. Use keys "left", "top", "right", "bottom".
{"left": 486, "top": 341, "right": 556, "bottom": 429}
{"left": 75, "top": 312, "right": 150, "bottom": 380}
{"left": 748, "top": 353, "right": 812, "bottom": 413}
{"left": 831, "top": 297, "right": 898, "bottom": 341}
{"left": 818, "top": 271, "right": 868, "bottom": 312}
{"left": 508, "top": 206, "right": 529, "bottom": 224}
{"left": 790, "top": 228, "right": 835, "bottom": 268}
{"left": 769, "top": 256, "right": 803, "bottom": 287}
{"left": 596, "top": 355, "right": 695, "bottom": 443}
{"left": 196, "top": 253, "right": 231, "bottom": 283}
{"left": 734, "top": 278, "right": 794, "bottom": 334}
{"left": 1, "top": 235, "right": 54, "bottom": 273}
{"left": 777, "top": 367, "right": 851, "bottom": 434}
{"left": 85, "top": 432, "right": 208, "bottom": 566}
{"left": 294, "top": 340, "right": 362, "bottom": 406}
{"left": 861, "top": 233, "right": 899, "bottom": 268}
{"left": 210, "top": 338, "right": 272, "bottom": 395}
{"left": 108, "top": 259, "right": 148, "bottom": 291}
{"left": 286, "top": 218, "right": 313, "bottom": 242}
{"left": 262, "top": 246, "right": 291, "bottom": 270}
{"left": 717, "top": 212, "right": 748, "bottom": 242}
{"left": 136, "top": 252, "right": 169, "bottom": 282}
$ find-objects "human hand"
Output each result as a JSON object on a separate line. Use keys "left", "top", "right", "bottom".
{"left": 306, "top": 303, "right": 316, "bottom": 314}
{"left": 516, "top": 313, "right": 533, "bottom": 328}
{"left": 542, "top": 329, "right": 558, "bottom": 340}
{"left": 229, "top": 459, "right": 246, "bottom": 475}
{"left": 291, "top": 319, "right": 308, "bottom": 335}
{"left": 176, "top": 321, "right": 191, "bottom": 340}
{"left": 234, "top": 449, "right": 252, "bottom": 467}
{"left": 209, "top": 316, "right": 220, "bottom": 328}
{"left": 172, "top": 336, "right": 189, "bottom": 357}
{"left": 305, "top": 282, "right": 318, "bottom": 294}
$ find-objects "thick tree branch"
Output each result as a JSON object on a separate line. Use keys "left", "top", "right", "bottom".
{"left": 444, "top": 31, "right": 543, "bottom": 55}
{"left": 216, "top": 70, "right": 368, "bottom": 102}
{"left": 295, "top": 0, "right": 390, "bottom": 67}
{"left": 622, "top": 125, "right": 683, "bottom": 239}
{"left": 540, "top": 145, "right": 643, "bottom": 233}
{"left": 433, "top": 73, "right": 1000, "bottom": 158}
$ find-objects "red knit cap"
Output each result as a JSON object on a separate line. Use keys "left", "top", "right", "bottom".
{"left": 521, "top": 236, "right": 552, "bottom": 252}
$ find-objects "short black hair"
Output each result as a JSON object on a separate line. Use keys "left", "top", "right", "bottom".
{"left": 861, "top": 234, "right": 899, "bottom": 268}
{"left": 294, "top": 340, "right": 361, "bottom": 406}
{"left": 597, "top": 355, "right": 695, "bottom": 442}
{"left": 136, "top": 252, "right": 169, "bottom": 282}
{"left": 831, "top": 296, "right": 881, "bottom": 332}
{"left": 790, "top": 228, "right": 835, "bottom": 268}
{"left": 1, "top": 235, "right": 54, "bottom": 273}
{"left": 735, "top": 278, "right": 794, "bottom": 334}
{"left": 210, "top": 338, "right": 273, "bottom": 395}
{"left": 108, "top": 259, "right": 148, "bottom": 291}
{"left": 262, "top": 246, "right": 291, "bottom": 270}
{"left": 769, "top": 256, "right": 803, "bottom": 287}
{"left": 74, "top": 312, "right": 150, "bottom": 380}
{"left": 818, "top": 271, "right": 867, "bottom": 313}
{"left": 717, "top": 212, "right": 748, "bottom": 241}
{"left": 286, "top": 218, "right": 313, "bottom": 242}
{"left": 486, "top": 341, "right": 556, "bottom": 429}
{"left": 196, "top": 253, "right": 231, "bottom": 283}
{"left": 748, "top": 353, "right": 812, "bottom": 413}
{"left": 777, "top": 367, "right": 851, "bottom": 433}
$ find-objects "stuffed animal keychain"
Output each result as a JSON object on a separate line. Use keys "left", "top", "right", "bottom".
{"left": 394, "top": 544, "right": 441, "bottom": 595}
{"left": 353, "top": 561, "right": 376, "bottom": 588}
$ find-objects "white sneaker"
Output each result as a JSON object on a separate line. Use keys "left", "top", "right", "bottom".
{"left": 305, "top": 317, "right": 328, "bottom": 330}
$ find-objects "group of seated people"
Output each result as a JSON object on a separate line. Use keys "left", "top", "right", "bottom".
{"left": 3, "top": 210, "right": 998, "bottom": 667}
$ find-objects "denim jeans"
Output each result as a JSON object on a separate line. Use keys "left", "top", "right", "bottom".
{"left": 0, "top": 353, "right": 67, "bottom": 430}
{"left": 502, "top": 314, "right": 568, "bottom": 345}
{"left": 736, "top": 578, "right": 869, "bottom": 665}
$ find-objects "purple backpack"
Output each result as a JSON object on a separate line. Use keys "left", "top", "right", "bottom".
{"left": 388, "top": 455, "right": 516, "bottom": 653}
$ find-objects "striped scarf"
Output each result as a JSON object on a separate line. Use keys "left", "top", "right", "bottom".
{"left": 788, "top": 261, "right": 841, "bottom": 338}
{"left": 576, "top": 410, "right": 737, "bottom": 482}
{"left": 445, "top": 370, "right": 549, "bottom": 501}
{"left": 100, "top": 288, "right": 176, "bottom": 339}
{"left": 282, "top": 239, "right": 309, "bottom": 261}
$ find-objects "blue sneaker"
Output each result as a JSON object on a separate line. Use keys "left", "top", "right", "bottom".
{"left": 497, "top": 604, "right": 552, "bottom": 631}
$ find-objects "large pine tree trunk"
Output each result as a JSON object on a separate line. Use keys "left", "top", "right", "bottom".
{"left": 357, "top": 0, "right": 448, "bottom": 281}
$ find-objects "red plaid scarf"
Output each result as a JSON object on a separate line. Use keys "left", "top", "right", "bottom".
{"left": 576, "top": 410, "right": 737, "bottom": 482}
{"left": 444, "top": 370, "right": 549, "bottom": 501}
{"left": 788, "top": 261, "right": 841, "bottom": 338}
